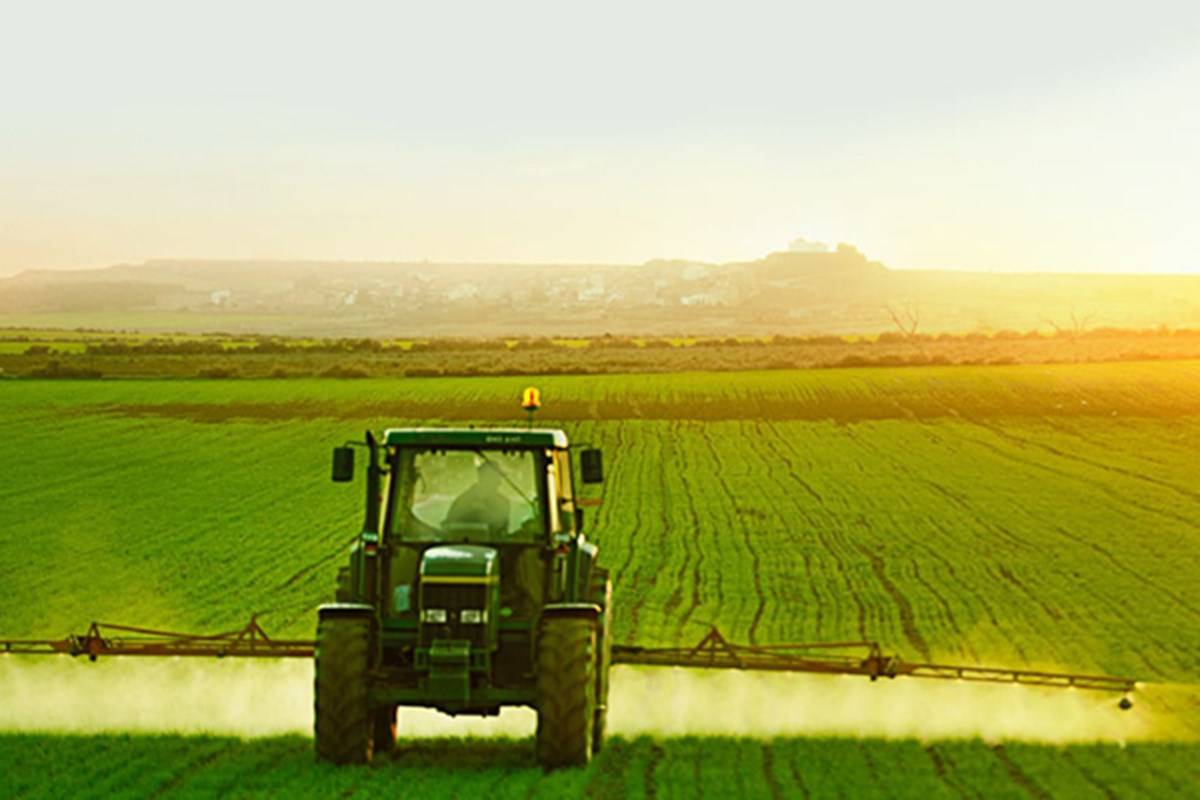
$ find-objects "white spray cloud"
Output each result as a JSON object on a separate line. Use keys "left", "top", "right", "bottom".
{"left": 0, "top": 658, "right": 1189, "bottom": 743}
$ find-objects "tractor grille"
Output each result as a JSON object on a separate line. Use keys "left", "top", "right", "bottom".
{"left": 420, "top": 583, "right": 487, "bottom": 647}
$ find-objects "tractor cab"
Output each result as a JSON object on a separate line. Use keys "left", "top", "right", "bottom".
{"left": 377, "top": 428, "right": 593, "bottom": 622}
{"left": 331, "top": 428, "right": 604, "bottom": 615}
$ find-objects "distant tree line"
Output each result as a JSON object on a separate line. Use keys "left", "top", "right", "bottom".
{"left": 60, "top": 326, "right": 1200, "bottom": 357}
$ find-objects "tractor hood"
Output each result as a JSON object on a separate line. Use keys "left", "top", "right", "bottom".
{"left": 420, "top": 544, "right": 498, "bottom": 579}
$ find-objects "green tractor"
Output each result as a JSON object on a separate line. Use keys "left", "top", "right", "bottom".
{"left": 318, "top": 426, "right": 611, "bottom": 768}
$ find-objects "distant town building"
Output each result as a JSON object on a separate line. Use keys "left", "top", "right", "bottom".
{"left": 788, "top": 237, "right": 830, "bottom": 254}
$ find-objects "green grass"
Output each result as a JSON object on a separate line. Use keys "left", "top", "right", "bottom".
{"left": 0, "top": 735, "right": 1196, "bottom": 799}
{"left": 1, "top": 362, "right": 1199, "bottom": 796}
{"left": 0, "top": 341, "right": 88, "bottom": 354}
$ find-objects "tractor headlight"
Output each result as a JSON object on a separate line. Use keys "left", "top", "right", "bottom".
{"left": 459, "top": 609, "right": 487, "bottom": 624}
{"left": 421, "top": 608, "right": 447, "bottom": 624}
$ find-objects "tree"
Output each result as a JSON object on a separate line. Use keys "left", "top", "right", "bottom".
{"left": 1043, "top": 308, "right": 1096, "bottom": 342}
{"left": 885, "top": 300, "right": 921, "bottom": 338}
{"left": 884, "top": 300, "right": 926, "bottom": 359}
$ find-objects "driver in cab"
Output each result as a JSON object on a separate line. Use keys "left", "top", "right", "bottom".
{"left": 445, "top": 462, "right": 510, "bottom": 536}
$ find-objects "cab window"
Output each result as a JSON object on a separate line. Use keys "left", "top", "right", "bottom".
{"left": 387, "top": 448, "right": 545, "bottom": 542}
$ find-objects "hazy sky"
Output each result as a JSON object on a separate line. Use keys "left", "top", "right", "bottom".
{"left": 2, "top": 1, "right": 1199, "bottom": 275}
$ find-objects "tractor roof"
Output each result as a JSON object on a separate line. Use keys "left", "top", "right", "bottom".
{"left": 383, "top": 427, "right": 569, "bottom": 449}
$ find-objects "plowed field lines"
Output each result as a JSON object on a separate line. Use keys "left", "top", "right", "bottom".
{"left": 755, "top": 422, "right": 871, "bottom": 643}
{"left": 696, "top": 426, "right": 764, "bottom": 643}
{"left": 608, "top": 423, "right": 666, "bottom": 644}
{"left": 669, "top": 424, "right": 709, "bottom": 642}
{"left": 953, "top": 423, "right": 1198, "bottom": 540}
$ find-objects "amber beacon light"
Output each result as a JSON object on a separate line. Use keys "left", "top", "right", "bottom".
{"left": 521, "top": 386, "right": 541, "bottom": 427}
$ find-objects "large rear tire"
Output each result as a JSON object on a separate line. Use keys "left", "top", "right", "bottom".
{"left": 535, "top": 616, "right": 596, "bottom": 768}
{"left": 314, "top": 615, "right": 374, "bottom": 765}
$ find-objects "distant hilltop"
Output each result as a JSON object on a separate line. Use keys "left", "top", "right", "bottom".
{"left": 1, "top": 247, "right": 1198, "bottom": 337}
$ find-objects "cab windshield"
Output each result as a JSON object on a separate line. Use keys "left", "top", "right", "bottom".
{"left": 387, "top": 447, "right": 546, "bottom": 543}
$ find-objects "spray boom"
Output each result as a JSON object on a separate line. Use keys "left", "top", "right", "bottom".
{"left": 1, "top": 618, "right": 1137, "bottom": 708}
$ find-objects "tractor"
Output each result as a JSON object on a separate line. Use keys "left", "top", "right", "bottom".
{"left": 319, "top": 426, "right": 612, "bottom": 767}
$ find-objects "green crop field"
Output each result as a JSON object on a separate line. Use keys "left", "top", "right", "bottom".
{"left": 2, "top": 363, "right": 1199, "bottom": 797}
{"left": 1, "top": 734, "right": 1197, "bottom": 799}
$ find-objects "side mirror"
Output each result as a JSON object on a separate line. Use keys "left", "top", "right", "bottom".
{"left": 574, "top": 507, "right": 585, "bottom": 533}
{"left": 332, "top": 446, "right": 355, "bottom": 482}
{"left": 580, "top": 448, "right": 604, "bottom": 484}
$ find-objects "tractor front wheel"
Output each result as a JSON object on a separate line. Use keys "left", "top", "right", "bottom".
{"left": 314, "top": 614, "right": 373, "bottom": 765}
{"left": 535, "top": 615, "right": 596, "bottom": 768}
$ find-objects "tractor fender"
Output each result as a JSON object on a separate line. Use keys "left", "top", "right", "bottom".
{"left": 541, "top": 602, "right": 602, "bottom": 621}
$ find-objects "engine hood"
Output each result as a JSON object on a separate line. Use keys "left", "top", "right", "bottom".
{"left": 420, "top": 544, "right": 498, "bottom": 579}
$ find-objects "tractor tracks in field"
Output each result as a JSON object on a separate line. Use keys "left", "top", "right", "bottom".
{"left": 1039, "top": 416, "right": 1180, "bottom": 469}
{"left": 759, "top": 744, "right": 790, "bottom": 800}
{"left": 672, "top": 422, "right": 709, "bottom": 641}
{"left": 994, "top": 563, "right": 1062, "bottom": 623}
{"left": 858, "top": 744, "right": 886, "bottom": 795}
{"left": 756, "top": 422, "right": 857, "bottom": 641}
{"left": 755, "top": 422, "right": 825, "bottom": 506}
{"left": 990, "top": 745, "right": 1052, "bottom": 800}
{"left": 698, "top": 424, "right": 762, "bottom": 643}
{"left": 923, "top": 745, "right": 973, "bottom": 800}
{"left": 836, "top": 423, "right": 984, "bottom": 659}
{"left": 849, "top": 535, "right": 931, "bottom": 660}
{"left": 954, "top": 423, "right": 1200, "bottom": 536}
{"left": 977, "top": 420, "right": 1200, "bottom": 505}
{"left": 146, "top": 741, "right": 241, "bottom": 799}
{"left": 617, "top": 422, "right": 661, "bottom": 644}
{"left": 924, "top": 395, "right": 1200, "bottom": 535}
{"left": 741, "top": 430, "right": 822, "bottom": 638}
{"left": 908, "top": 559, "right": 979, "bottom": 661}
{"left": 917, "top": 479, "right": 1034, "bottom": 555}
{"left": 1045, "top": 521, "right": 1200, "bottom": 620}
{"left": 1060, "top": 751, "right": 1120, "bottom": 800}
{"left": 643, "top": 741, "right": 665, "bottom": 800}
{"left": 915, "top": 418, "right": 1200, "bottom": 671}
{"left": 660, "top": 428, "right": 688, "bottom": 626}
{"left": 608, "top": 423, "right": 643, "bottom": 639}
{"left": 627, "top": 422, "right": 701, "bottom": 644}
{"left": 778, "top": 747, "right": 813, "bottom": 800}
{"left": 921, "top": 516, "right": 1012, "bottom": 659}
{"left": 277, "top": 531, "right": 359, "bottom": 591}
{"left": 1044, "top": 525, "right": 1192, "bottom": 678}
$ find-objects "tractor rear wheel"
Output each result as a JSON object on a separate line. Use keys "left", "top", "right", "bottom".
{"left": 314, "top": 615, "right": 373, "bottom": 765}
{"left": 372, "top": 705, "right": 397, "bottom": 755}
{"left": 535, "top": 616, "right": 596, "bottom": 768}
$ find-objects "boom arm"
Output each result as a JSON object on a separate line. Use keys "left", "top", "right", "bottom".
{"left": 1, "top": 618, "right": 313, "bottom": 660}
{"left": 611, "top": 627, "right": 1136, "bottom": 698}
{"left": 1, "top": 619, "right": 1136, "bottom": 704}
